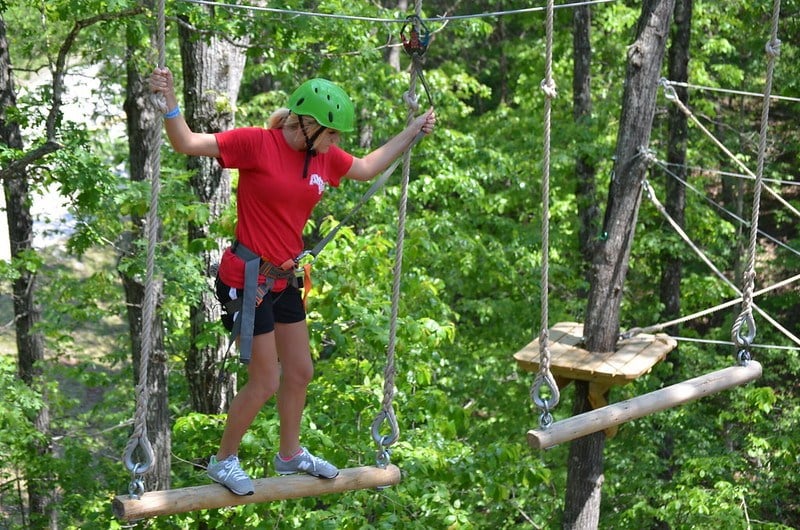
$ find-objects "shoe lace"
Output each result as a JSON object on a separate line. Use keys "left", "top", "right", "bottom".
{"left": 223, "top": 458, "right": 249, "bottom": 481}
{"left": 307, "top": 453, "right": 331, "bottom": 471}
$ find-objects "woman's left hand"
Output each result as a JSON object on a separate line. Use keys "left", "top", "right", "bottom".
{"left": 415, "top": 107, "right": 436, "bottom": 135}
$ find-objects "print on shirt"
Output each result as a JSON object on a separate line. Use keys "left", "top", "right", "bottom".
{"left": 309, "top": 173, "right": 326, "bottom": 195}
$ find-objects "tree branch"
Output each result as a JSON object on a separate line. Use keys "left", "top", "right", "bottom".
{"left": 47, "top": 6, "right": 146, "bottom": 139}
{"left": 2, "top": 6, "right": 145, "bottom": 181}
{"left": 0, "top": 140, "right": 61, "bottom": 180}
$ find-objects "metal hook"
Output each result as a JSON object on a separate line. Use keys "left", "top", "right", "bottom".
{"left": 660, "top": 77, "right": 678, "bottom": 101}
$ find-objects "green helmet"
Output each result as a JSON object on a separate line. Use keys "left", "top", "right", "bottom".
{"left": 287, "top": 78, "right": 355, "bottom": 132}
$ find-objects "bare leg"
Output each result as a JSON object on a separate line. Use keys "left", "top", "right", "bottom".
{"left": 216, "top": 332, "right": 281, "bottom": 460}
{"left": 274, "top": 320, "right": 313, "bottom": 457}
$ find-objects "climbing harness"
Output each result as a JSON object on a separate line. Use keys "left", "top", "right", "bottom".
{"left": 223, "top": 241, "right": 302, "bottom": 364}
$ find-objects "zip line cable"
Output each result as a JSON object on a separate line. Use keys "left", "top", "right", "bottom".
{"left": 180, "top": 0, "right": 617, "bottom": 23}
{"left": 622, "top": 270, "right": 800, "bottom": 345}
{"left": 669, "top": 335, "right": 800, "bottom": 352}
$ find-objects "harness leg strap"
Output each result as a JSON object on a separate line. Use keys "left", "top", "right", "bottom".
{"left": 236, "top": 255, "right": 260, "bottom": 364}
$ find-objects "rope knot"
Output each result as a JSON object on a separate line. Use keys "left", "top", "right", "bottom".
{"left": 150, "top": 92, "right": 168, "bottom": 114}
{"left": 403, "top": 91, "right": 420, "bottom": 112}
{"left": 765, "top": 38, "right": 781, "bottom": 58}
{"left": 638, "top": 146, "right": 657, "bottom": 165}
{"left": 540, "top": 78, "right": 557, "bottom": 99}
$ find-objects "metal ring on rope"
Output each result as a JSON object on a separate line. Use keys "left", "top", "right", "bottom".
{"left": 531, "top": 371, "right": 560, "bottom": 428}
{"left": 370, "top": 409, "right": 400, "bottom": 467}
{"left": 123, "top": 435, "right": 154, "bottom": 476}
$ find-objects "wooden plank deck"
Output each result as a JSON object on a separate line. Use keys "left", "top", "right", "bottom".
{"left": 514, "top": 322, "right": 677, "bottom": 387}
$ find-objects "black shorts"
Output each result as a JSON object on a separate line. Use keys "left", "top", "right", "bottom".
{"left": 215, "top": 275, "right": 306, "bottom": 336}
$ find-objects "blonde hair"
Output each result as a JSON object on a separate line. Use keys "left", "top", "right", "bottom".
{"left": 268, "top": 108, "right": 330, "bottom": 152}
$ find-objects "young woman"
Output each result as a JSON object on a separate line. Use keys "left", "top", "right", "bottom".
{"left": 149, "top": 67, "right": 435, "bottom": 495}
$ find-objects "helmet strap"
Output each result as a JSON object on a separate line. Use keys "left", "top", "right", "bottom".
{"left": 297, "top": 115, "right": 326, "bottom": 178}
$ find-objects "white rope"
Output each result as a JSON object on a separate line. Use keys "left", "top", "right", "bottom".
{"left": 650, "top": 158, "right": 800, "bottom": 257}
{"left": 642, "top": 178, "right": 800, "bottom": 348}
{"left": 529, "top": 0, "right": 559, "bottom": 427}
{"left": 371, "top": 0, "right": 427, "bottom": 466}
{"left": 731, "top": 0, "right": 782, "bottom": 352}
{"left": 627, "top": 272, "right": 800, "bottom": 336}
{"left": 180, "top": 0, "right": 617, "bottom": 23}
{"left": 661, "top": 79, "right": 800, "bottom": 103}
{"left": 660, "top": 80, "right": 800, "bottom": 220}
{"left": 667, "top": 335, "right": 800, "bottom": 352}
{"left": 657, "top": 161, "right": 800, "bottom": 188}
{"left": 122, "top": 0, "right": 164, "bottom": 490}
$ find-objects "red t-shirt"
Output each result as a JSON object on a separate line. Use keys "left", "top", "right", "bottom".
{"left": 215, "top": 127, "right": 354, "bottom": 290}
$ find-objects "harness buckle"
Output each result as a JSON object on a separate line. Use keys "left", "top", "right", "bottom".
{"left": 294, "top": 250, "right": 315, "bottom": 269}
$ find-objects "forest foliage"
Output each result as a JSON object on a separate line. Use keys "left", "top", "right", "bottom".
{"left": 1, "top": 0, "right": 799, "bottom": 528}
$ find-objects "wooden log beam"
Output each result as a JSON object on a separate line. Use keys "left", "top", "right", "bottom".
{"left": 113, "top": 464, "right": 401, "bottom": 521}
{"left": 528, "top": 361, "right": 762, "bottom": 450}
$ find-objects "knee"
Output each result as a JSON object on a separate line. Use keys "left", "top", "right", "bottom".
{"left": 282, "top": 361, "right": 314, "bottom": 388}
{"left": 244, "top": 373, "right": 281, "bottom": 403}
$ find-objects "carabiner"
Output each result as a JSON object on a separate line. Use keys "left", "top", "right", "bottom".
{"left": 294, "top": 250, "right": 315, "bottom": 268}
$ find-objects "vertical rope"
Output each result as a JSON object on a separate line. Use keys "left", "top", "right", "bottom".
{"left": 371, "top": 0, "right": 425, "bottom": 467}
{"left": 122, "top": 0, "right": 164, "bottom": 491}
{"left": 530, "top": 0, "right": 560, "bottom": 428}
{"left": 731, "top": 0, "right": 781, "bottom": 357}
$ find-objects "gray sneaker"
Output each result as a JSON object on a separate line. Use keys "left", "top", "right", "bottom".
{"left": 274, "top": 447, "right": 339, "bottom": 479}
{"left": 207, "top": 455, "right": 255, "bottom": 496}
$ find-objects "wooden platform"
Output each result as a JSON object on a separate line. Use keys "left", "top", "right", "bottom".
{"left": 514, "top": 322, "right": 677, "bottom": 387}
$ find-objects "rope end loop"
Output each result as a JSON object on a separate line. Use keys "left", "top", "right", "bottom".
{"left": 531, "top": 371, "right": 560, "bottom": 412}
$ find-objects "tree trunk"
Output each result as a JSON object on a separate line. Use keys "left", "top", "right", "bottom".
{"left": 0, "top": 17, "right": 57, "bottom": 529}
{"left": 564, "top": 1, "right": 675, "bottom": 528}
{"left": 660, "top": 0, "right": 692, "bottom": 335}
{"left": 178, "top": 11, "right": 246, "bottom": 414}
{"left": 385, "top": 0, "right": 408, "bottom": 71}
{"left": 653, "top": 0, "right": 693, "bottom": 500}
{"left": 572, "top": 3, "right": 599, "bottom": 279}
{"left": 121, "top": 31, "right": 171, "bottom": 493}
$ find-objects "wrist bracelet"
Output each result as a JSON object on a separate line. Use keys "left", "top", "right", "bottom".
{"left": 164, "top": 106, "right": 181, "bottom": 119}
